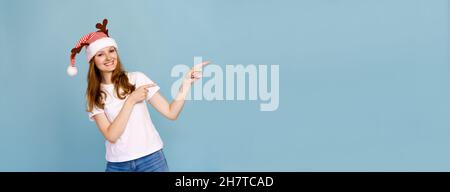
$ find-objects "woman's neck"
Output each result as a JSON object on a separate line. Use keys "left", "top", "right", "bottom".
{"left": 102, "top": 72, "right": 113, "bottom": 84}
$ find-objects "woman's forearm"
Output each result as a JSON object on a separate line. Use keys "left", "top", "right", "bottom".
{"left": 168, "top": 82, "right": 192, "bottom": 120}
{"left": 106, "top": 100, "right": 135, "bottom": 143}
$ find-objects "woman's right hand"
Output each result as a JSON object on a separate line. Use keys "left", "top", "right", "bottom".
{"left": 126, "top": 84, "right": 156, "bottom": 105}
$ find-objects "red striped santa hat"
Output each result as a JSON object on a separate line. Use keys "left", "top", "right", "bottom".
{"left": 68, "top": 19, "right": 118, "bottom": 76}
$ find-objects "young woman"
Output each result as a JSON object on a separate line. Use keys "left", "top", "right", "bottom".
{"left": 68, "top": 19, "right": 209, "bottom": 172}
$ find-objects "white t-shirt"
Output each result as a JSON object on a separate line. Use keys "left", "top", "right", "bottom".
{"left": 88, "top": 71, "right": 163, "bottom": 162}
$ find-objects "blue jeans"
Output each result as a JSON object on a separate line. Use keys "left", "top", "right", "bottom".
{"left": 105, "top": 149, "right": 169, "bottom": 172}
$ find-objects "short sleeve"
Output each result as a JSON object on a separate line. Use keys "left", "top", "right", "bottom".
{"left": 133, "top": 72, "right": 160, "bottom": 100}
{"left": 88, "top": 105, "right": 104, "bottom": 122}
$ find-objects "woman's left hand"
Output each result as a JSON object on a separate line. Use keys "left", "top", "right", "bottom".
{"left": 183, "top": 61, "right": 211, "bottom": 85}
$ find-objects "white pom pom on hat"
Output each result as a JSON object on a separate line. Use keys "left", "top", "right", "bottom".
{"left": 67, "top": 66, "right": 78, "bottom": 76}
{"left": 68, "top": 19, "right": 118, "bottom": 77}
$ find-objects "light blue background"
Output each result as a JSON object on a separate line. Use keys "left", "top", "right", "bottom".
{"left": 1, "top": 0, "right": 449, "bottom": 171}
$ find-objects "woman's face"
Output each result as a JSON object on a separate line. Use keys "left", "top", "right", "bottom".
{"left": 93, "top": 46, "right": 118, "bottom": 73}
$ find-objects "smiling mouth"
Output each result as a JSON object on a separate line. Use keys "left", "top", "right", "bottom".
{"left": 104, "top": 61, "right": 114, "bottom": 66}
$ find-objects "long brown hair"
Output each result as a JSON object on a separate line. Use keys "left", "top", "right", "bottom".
{"left": 86, "top": 55, "right": 135, "bottom": 112}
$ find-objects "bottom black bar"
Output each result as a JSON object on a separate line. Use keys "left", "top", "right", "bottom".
{"left": 1, "top": 172, "right": 449, "bottom": 191}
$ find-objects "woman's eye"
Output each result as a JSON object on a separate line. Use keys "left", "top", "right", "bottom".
{"left": 97, "top": 54, "right": 103, "bottom": 57}
{"left": 109, "top": 49, "right": 115, "bottom": 53}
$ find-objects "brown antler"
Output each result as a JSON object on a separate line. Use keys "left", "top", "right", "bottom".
{"left": 70, "top": 42, "right": 90, "bottom": 61}
{"left": 71, "top": 43, "right": 89, "bottom": 54}
{"left": 95, "top": 19, "right": 109, "bottom": 36}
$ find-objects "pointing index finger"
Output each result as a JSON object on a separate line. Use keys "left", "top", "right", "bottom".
{"left": 201, "top": 60, "right": 211, "bottom": 67}
{"left": 142, "top": 83, "right": 156, "bottom": 88}
{"left": 194, "top": 61, "right": 211, "bottom": 71}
